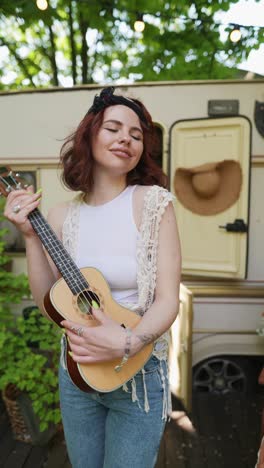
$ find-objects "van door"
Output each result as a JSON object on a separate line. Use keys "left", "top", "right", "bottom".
{"left": 170, "top": 116, "right": 251, "bottom": 279}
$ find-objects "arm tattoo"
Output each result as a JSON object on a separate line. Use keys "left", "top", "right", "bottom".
{"left": 136, "top": 333, "right": 159, "bottom": 345}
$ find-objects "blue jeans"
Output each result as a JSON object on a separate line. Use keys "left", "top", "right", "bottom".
{"left": 59, "top": 356, "right": 168, "bottom": 468}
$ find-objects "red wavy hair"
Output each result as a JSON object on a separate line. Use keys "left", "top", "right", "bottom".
{"left": 60, "top": 97, "right": 168, "bottom": 193}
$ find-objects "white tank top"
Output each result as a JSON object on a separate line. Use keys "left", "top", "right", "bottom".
{"left": 76, "top": 185, "right": 139, "bottom": 304}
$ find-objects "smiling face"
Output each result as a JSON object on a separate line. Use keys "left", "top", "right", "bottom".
{"left": 91, "top": 105, "right": 144, "bottom": 177}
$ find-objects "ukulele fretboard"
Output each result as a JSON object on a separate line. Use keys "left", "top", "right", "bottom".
{"left": 28, "top": 209, "right": 88, "bottom": 295}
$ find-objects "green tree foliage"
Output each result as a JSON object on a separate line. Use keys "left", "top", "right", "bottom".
{"left": 0, "top": 0, "right": 263, "bottom": 89}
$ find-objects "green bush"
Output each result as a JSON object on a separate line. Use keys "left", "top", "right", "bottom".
{"left": 0, "top": 197, "right": 29, "bottom": 321}
{"left": 0, "top": 198, "right": 61, "bottom": 431}
{"left": 0, "top": 308, "right": 61, "bottom": 431}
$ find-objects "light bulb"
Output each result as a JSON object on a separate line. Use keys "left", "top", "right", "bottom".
{"left": 230, "top": 27, "right": 241, "bottom": 43}
{"left": 134, "top": 15, "right": 145, "bottom": 33}
{"left": 36, "top": 0, "right": 48, "bottom": 11}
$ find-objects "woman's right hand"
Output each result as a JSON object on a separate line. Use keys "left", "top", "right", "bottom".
{"left": 4, "top": 186, "right": 42, "bottom": 237}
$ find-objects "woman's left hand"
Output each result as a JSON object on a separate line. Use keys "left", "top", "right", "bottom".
{"left": 61, "top": 308, "right": 128, "bottom": 364}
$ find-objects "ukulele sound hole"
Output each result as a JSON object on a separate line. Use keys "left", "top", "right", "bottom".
{"left": 77, "top": 290, "right": 100, "bottom": 315}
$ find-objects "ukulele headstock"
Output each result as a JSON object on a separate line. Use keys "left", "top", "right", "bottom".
{"left": 0, "top": 166, "right": 28, "bottom": 198}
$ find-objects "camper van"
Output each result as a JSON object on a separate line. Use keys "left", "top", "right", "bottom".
{"left": 0, "top": 80, "right": 263, "bottom": 409}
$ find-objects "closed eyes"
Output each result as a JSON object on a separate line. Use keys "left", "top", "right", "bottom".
{"left": 105, "top": 127, "right": 142, "bottom": 141}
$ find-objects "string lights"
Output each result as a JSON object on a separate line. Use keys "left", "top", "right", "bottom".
{"left": 33, "top": 1, "right": 262, "bottom": 44}
{"left": 132, "top": 11, "right": 262, "bottom": 43}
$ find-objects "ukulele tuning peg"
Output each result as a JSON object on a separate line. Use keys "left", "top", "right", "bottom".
{"left": 15, "top": 173, "right": 20, "bottom": 177}
{"left": 8, "top": 170, "right": 13, "bottom": 176}
{"left": 17, "top": 182, "right": 22, "bottom": 189}
{"left": 6, "top": 185, "right": 12, "bottom": 193}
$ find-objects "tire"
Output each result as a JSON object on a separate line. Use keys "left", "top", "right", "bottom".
{"left": 192, "top": 356, "right": 260, "bottom": 395}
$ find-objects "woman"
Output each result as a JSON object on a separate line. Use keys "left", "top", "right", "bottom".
{"left": 4, "top": 87, "right": 181, "bottom": 468}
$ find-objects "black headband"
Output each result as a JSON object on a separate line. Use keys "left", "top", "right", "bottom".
{"left": 87, "top": 87, "right": 149, "bottom": 126}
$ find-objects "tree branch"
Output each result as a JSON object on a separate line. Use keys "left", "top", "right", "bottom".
{"left": 47, "top": 24, "right": 59, "bottom": 86}
{"left": 68, "top": 0, "right": 77, "bottom": 84}
{"left": 78, "top": 10, "right": 89, "bottom": 84}
{"left": 0, "top": 38, "right": 36, "bottom": 87}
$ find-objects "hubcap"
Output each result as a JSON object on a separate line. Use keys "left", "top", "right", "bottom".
{"left": 193, "top": 358, "right": 247, "bottom": 394}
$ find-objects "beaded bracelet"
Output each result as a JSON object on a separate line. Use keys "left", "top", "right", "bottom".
{"left": 114, "top": 327, "right": 132, "bottom": 373}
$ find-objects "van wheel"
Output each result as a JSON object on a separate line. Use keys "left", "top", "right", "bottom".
{"left": 192, "top": 357, "right": 255, "bottom": 395}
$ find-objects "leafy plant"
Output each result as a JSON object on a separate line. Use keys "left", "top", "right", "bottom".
{"left": 0, "top": 308, "right": 61, "bottom": 431}
{"left": 0, "top": 198, "right": 61, "bottom": 431}
{"left": 0, "top": 198, "right": 29, "bottom": 322}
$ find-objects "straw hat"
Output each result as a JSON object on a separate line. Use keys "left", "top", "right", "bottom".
{"left": 174, "top": 160, "right": 242, "bottom": 216}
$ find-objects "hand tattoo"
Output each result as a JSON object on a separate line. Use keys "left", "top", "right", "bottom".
{"left": 136, "top": 333, "right": 159, "bottom": 345}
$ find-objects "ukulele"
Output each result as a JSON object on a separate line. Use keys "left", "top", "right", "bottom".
{"left": 0, "top": 167, "right": 153, "bottom": 393}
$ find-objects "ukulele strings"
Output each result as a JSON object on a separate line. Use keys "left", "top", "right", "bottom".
{"left": 30, "top": 211, "right": 96, "bottom": 313}
{"left": 30, "top": 209, "right": 96, "bottom": 314}
{"left": 2, "top": 174, "right": 96, "bottom": 314}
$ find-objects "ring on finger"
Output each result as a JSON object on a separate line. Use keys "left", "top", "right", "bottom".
{"left": 77, "top": 327, "right": 84, "bottom": 337}
{"left": 70, "top": 326, "right": 84, "bottom": 337}
{"left": 12, "top": 204, "right": 21, "bottom": 214}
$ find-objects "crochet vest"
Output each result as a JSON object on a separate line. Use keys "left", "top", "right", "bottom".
{"left": 62, "top": 185, "right": 174, "bottom": 361}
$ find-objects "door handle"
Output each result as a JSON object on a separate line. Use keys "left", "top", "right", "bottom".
{"left": 219, "top": 218, "right": 248, "bottom": 233}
